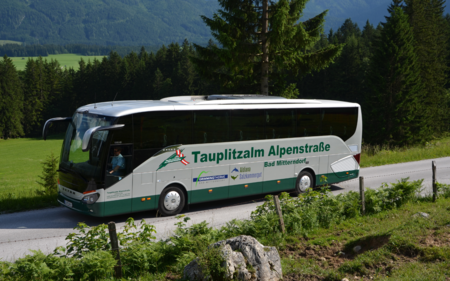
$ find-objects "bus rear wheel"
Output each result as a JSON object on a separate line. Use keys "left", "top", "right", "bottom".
{"left": 295, "top": 171, "right": 314, "bottom": 194}
{"left": 158, "top": 186, "right": 186, "bottom": 216}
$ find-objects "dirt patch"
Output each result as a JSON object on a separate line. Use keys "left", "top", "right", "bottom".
{"left": 283, "top": 242, "right": 346, "bottom": 269}
{"left": 420, "top": 230, "right": 450, "bottom": 248}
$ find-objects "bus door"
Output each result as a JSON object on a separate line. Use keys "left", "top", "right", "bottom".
{"left": 104, "top": 144, "right": 133, "bottom": 215}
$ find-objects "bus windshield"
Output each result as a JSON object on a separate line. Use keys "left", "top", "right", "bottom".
{"left": 60, "top": 112, "right": 116, "bottom": 188}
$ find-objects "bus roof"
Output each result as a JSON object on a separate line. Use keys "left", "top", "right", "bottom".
{"left": 77, "top": 95, "right": 360, "bottom": 117}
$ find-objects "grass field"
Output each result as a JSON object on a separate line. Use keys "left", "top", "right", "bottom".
{"left": 0, "top": 40, "right": 21, "bottom": 46}
{"left": 1, "top": 135, "right": 450, "bottom": 213}
{"left": 10, "top": 54, "right": 106, "bottom": 71}
{"left": 0, "top": 135, "right": 63, "bottom": 212}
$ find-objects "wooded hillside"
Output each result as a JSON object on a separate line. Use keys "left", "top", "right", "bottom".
{"left": 1, "top": 0, "right": 449, "bottom": 46}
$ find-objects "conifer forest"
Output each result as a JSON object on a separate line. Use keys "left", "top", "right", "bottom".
{"left": 0, "top": 0, "right": 449, "bottom": 147}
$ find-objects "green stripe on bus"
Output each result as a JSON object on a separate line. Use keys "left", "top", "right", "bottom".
{"left": 189, "top": 185, "right": 230, "bottom": 204}
{"left": 316, "top": 170, "right": 359, "bottom": 185}
{"left": 229, "top": 182, "right": 263, "bottom": 198}
{"left": 104, "top": 199, "right": 132, "bottom": 216}
{"left": 82, "top": 169, "right": 359, "bottom": 217}
{"left": 263, "top": 178, "right": 296, "bottom": 193}
{"left": 131, "top": 196, "right": 156, "bottom": 212}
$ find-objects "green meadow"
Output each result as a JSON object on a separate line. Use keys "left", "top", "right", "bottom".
{"left": 10, "top": 54, "right": 106, "bottom": 71}
{"left": 361, "top": 137, "right": 450, "bottom": 167}
{"left": 0, "top": 135, "right": 63, "bottom": 212}
{"left": 1, "top": 135, "right": 450, "bottom": 213}
{"left": 0, "top": 40, "right": 21, "bottom": 46}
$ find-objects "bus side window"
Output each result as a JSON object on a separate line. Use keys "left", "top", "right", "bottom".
{"left": 265, "top": 109, "right": 295, "bottom": 139}
{"left": 320, "top": 108, "right": 358, "bottom": 141}
{"left": 297, "top": 109, "right": 321, "bottom": 137}
{"left": 230, "top": 110, "right": 264, "bottom": 141}
{"left": 133, "top": 111, "right": 192, "bottom": 169}
{"left": 193, "top": 111, "right": 229, "bottom": 144}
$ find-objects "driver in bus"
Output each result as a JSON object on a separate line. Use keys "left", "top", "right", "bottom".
{"left": 109, "top": 147, "right": 126, "bottom": 176}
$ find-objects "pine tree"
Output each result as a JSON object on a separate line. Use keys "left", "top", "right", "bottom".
{"left": 153, "top": 68, "right": 172, "bottom": 99}
{"left": 0, "top": 55, "right": 24, "bottom": 139}
{"left": 23, "top": 58, "right": 44, "bottom": 135}
{"left": 192, "top": 0, "right": 344, "bottom": 95}
{"left": 404, "top": 0, "right": 449, "bottom": 135}
{"left": 365, "top": 7, "right": 425, "bottom": 145}
{"left": 174, "top": 39, "right": 197, "bottom": 96}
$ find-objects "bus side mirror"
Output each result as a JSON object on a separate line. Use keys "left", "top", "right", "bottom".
{"left": 42, "top": 117, "right": 72, "bottom": 140}
{"left": 82, "top": 124, "right": 125, "bottom": 152}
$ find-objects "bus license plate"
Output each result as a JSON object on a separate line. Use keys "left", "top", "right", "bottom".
{"left": 64, "top": 200, "right": 73, "bottom": 208}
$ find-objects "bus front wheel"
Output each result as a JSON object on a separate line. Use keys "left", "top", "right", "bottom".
{"left": 158, "top": 186, "right": 186, "bottom": 216}
{"left": 295, "top": 171, "right": 314, "bottom": 194}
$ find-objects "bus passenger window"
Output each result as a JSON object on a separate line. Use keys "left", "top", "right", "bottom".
{"left": 132, "top": 111, "right": 192, "bottom": 169}
{"left": 321, "top": 108, "right": 358, "bottom": 141}
{"left": 193, "top": 111, "right": 229, "bottom": 144}
{"left": 230, "top": 110, "right": 264, "bottom": 141}
{"left": 297, "top": 109, "right": 321, "bottom": 137}
{"left": 265, "top": 109, "right": 295, "bottom": 139}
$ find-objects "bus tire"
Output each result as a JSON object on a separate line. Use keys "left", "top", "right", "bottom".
{"left": 158, "top": 186, "right": 186, "bottom": 216}
{"left": 295, "top": 171, "right": 314, "bottom": 194}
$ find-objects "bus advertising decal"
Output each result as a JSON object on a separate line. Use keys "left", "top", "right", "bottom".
{"left": 230, "top": 167, "right": 263, "bottom": 181}
{"left": 265, "top": 158, "right": 307, "bottom": 167}
{"left": 193, "top": 171, "right": 228, "bottom": 185}
{"left": 157, "top": 149, "right": 190, "bottom": 170}
{"left": 191, "top": 143, "right": 330, "bottom": 165}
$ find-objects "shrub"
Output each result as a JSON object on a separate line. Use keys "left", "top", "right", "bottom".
{"left": 75, "top": 251, "right": 116, "bottom": 280}
{"left": 36, "top": 152, "right": 58, "bottom": 196}
{"left": 436, "top": 182, "right": 450, "bottom": 198}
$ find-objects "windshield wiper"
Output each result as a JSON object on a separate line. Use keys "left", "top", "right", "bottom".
{"left": 58, "top": 166, "right": 88, "bottom": 183}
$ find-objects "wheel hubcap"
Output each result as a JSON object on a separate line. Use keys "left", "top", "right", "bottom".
{"left": 299, "top": 175, "right": 311, "bottom": 192}
{"left": 164, "top": 191, "right": 181, "bottom": 211}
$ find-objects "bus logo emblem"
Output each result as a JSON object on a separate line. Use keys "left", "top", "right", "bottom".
{"left": 157, "top": 149, "right": 190, "bottom": 170}
{"left": 231, "top": 167, "right": 239, "bottom": 173}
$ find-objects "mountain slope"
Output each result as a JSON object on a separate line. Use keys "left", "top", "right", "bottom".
{"left": 0, "top": 0, "right": 448, "bottom": 46}
{"left": 0, "top": 0, "right": 219, "bottom": 45}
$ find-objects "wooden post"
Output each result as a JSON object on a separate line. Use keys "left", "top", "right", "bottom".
{"left": 108, "top": 222, "right": 122, "bottom": 278}
{"left": 273, "top": 195, "right": 285, "bottom": 233}
{"left": 359, "top": 177, "right": 365, "bottom": 216}
{"left": 432, "top": 161, "right": 437, "bottom": 202}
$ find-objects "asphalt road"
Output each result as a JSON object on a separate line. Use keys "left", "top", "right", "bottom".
{"left": 1, "top": 157, "right": 449, "bottom": 262}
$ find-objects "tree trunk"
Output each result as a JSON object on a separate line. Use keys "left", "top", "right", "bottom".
{"left": 261, "top": 0, "right": 269, "bottom": 96}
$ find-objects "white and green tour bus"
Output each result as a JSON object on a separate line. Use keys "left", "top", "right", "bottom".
{"left": 43, "top": 95, "right": 362, "bottom": 217}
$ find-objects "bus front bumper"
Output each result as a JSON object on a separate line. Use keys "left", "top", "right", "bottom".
{"left": 57, "top": 192, "right": 104, "bottom": 217}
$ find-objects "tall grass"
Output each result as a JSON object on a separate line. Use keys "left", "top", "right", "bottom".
{"left": 361, "top": 136, "right": 450, "bottom": 167}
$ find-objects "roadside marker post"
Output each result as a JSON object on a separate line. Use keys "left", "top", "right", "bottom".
{"left": 432, "top": 161, "right": 437, "bottom": 202}
{"left": 359, "top": 177, "right": 365, "bottom": 216}
{"left": 273, "top": 195, "right": 285, "bottom": 233}
{"left": 108, "top": 222, "right": 122, "bottom": 278}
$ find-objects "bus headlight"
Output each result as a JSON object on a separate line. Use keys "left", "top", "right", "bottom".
{"left": 81, "top": 193, "right": 99, "bottom": 205}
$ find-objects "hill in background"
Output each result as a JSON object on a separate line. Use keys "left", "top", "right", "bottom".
{"left": 0, "top": 0, "right": 219, "bottom": 46}
{"left": 0, "top": 0, "right": 449, "bottom": 46}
